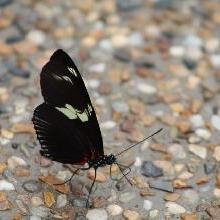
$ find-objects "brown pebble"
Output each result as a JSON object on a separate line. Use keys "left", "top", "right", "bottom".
{"left": 0, "top": 163, "right": 7, "bottom": 174}
{"left": 87, "top": 169, "right": 107, "bottom": 182}
{"left": 98, "top": 82, "right": 112, "bottom": 95}
{"left": 14, "top": 167, "right": 30, "bottom": 177}
{"left": 181, "top": 213, "right": 198, "bottom": 220}
{"left": 139, "top": 189, "right": 155, "bottom": 197}
{"left": 164, "top": 193, "right": 180, "bottom": 202}
{"left": 92, "top": 196, "right": 107, "bottom": 208}
{"left": 10, "top": 123, "right": 35, "bottom": 134}
{"left": 173, "top": 179, "right": 191, "bottom": 189}
{"left": 196, "top": 176, "right": 209, "bottom": 185}
{"left": 123, "top": 209, "right": 141, "bottom": 220}
{"left": 12, "top": 213, "right": 22, "bottom": 220}
{"left": 43, "top": 191, "right": 56, "bottom": 207}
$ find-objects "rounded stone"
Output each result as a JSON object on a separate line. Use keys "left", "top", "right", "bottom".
{"left": 22, "top": 180, "right": 42, "bottom": 193}
{"left": 107, "top": 204, "right": 123, "bottom": 216}
{"left": 86, "top": 208, "right": 108, "bottom": 220}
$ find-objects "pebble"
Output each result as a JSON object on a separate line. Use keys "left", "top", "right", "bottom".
{"left": 165, "top": 202, "right": 186, "bottom": 214}
{"left": 86, "top": 208, "right": 108, "bottom": 220}
{"left": 143, "top": 200, "right": 153, "bottom": 211}
{"left": 89, "top": 63, "right": 106, "bottom": 73}
{"left": 7, "top": 156, "right": 27, "bottom": 170}
{"left": 188, "top": 144, "right": 207, "bottom": 159}
{"left": 213, "top": 146, "right": 220, "bottom": 161}
{"left": 123, "top": 210, "right": 141, "bottom": 220}
{"left": 30, "top": 216, "right": 41, "bottom": 220}
{"left": 27, "top": 30, "right": 46, "bottom": 46}
{"left": 100, "top": 121, "right": 116, "bottom": 129}
{"left": 31, "top": 196, "right": 44, "bottom": 207}
{"left": 112, "top": 101, "right": 129, "bottom": 113}
{"left": 149, "top": 210, "right": 162, "bottom": 220}
{"left": 107, "top": 204, "right": 123, "bottom": 216}
{"left": 182, "top": 189, "right": 199, "bottom": 205}
{"left": 137, "top": 83, "right": 157, "bottom": 94}
{"left": 190, "top": 114, "right": 205, "bottom": 127}
{"left": 168, "top": 144, "right": 186, "bottom": 159}
{"left": 204, "top": 160, "right": 216, "bottom": 174}
{"left": 141, "top": 161, "right": 163, "bottom": 178}
{"left": 87, "top": 169, "right": 107, "bottom": 182}
{"left": 119, "top": 192, "right": 135, "bottom": 203}
{"left": 211, "top": 115, "right": 220, "bottom": 130}
{"left": 56, "top": 194, "right": 67, "bottom": 208}
{"left": 214, "top": 188, "right": 220, "bottom": 198}
{"left": 149, "top": 180, "right": 173, "bottom": 193}
{"left": 56, "top": 170, "right": 73, "bottom": 181}
{"left": 195, "top": 128, "right": 211, "bottom": 140}
{"left": 31, "top": 206, "right": 53, "bottom": 218}
{"left": 0, "top": 180, "right": 15, "bottom": 190}
{"left": 22, "top": 180, "right": 42, "bottom": 193}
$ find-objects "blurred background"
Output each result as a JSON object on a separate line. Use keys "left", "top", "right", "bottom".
{"left": 0, "top": 0, "right": 220, "bottom": 219}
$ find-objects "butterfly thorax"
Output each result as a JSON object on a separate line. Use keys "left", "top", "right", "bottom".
{"left": 88, "top": 154, "right": 116, "bottom": 169}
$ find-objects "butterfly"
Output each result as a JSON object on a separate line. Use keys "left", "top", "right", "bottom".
{"left": 32, "top": 49, "right": 162, "bottom": 207}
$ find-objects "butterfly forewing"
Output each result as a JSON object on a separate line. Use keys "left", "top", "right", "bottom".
{"left": 32, "top": 49, "right": 104, "bottom": 164}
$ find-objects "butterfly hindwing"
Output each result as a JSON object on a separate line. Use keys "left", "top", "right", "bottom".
{"left": 32, "top": 49, "right": 104, "bottom": 164}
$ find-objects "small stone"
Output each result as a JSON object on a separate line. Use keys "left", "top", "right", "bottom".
{"left": 143, "top": 200, "right": 153, "bottom": 211}
{"left": 86, "top": 208, "right": 108, "bottom": 220}
{"left": 0, "top": 199, "right": 12, "bottom": 210}
{"left": 173, "top": 179, "right": 190, "bottom": 189}
{"left": 31, "top": 197, "right": 44, "bottom": 207}
{"left": 153, "top": 160, "right": 175, "bottom": 177}
{"left": 43, "top": 191, "right": 55, "bottom": 207}
{"left": 31, "top": 206, "right": 53, "bottom": 218}
{"left": 22, "top": 180, "right": 42, "bottom": 193}
{"left": 213, "top": 146, "right": 220, "bottom": 161}
{"left": 87, "top": 169, "right": 107, "bottom": 182}
{"left": 195, "top": 128, "right": 211, "bottom": 140}
{"left": 133, "top": 176, "right": 149, "bottom": 189}
{"left": 16, "top": 199, "right": 28, "bottom": 215}
{"left": 7, "top": 156, "right": 27, "bottom": 170}
{"left": 168, "top": 144, "right": 186, "bottom": 159}
{"left": 0, "top": 42, "right": 12, "bottom": 55}
{"left": 11, "top": 123, "right": 35, "bottom": 134}
{"left": 12, "top": 213, "right": 22, "bottom": 220}
{"left": 112, "top": 101, "right": 129, "bottom": 113}
{"left": 196, "top": 176, "right": 209, "bottom": 185}
{"left": 211, "top": 115, "right": 220, "bottom": 130}
{"left": 178, "top": 171, "right": 193, "bottom": 180}
{"left": 1, "top": 129, "right": 14, "bottom": 139}
{"left": 188, "top": 144, "right": 207, "bottom": 159}
{"left": 100, "top": 121, "right": 116, "bottom": 130}
{"left": 27, "top": 30, "right": 46, "bottom": 46}
{"left": 98, "top": 81, "right": 112, "bottom": 95}
{"left": 181, "top": 213, "right": 198, "bottom": 220}
{"left": 164, "top": 193, "right": 180, "bottom": 202}
{"left": 149, "top": 180, "right": 173, "bottom": 193}
{"left": 165, "top": 202, "right": 186, "bottom": 214}
{"left": 0, "top": 163, "right": 7, "bottom": 174}
{"left": 56, "top": 170, "right": 72, "bottom": 181}
{"left": 190, "top": 115, "right": 204, "bottom": 127}
{"left": 39, "top": 175, "right": 70, "bottom": 194}
{"left": 35, "top": 155, "right": 53, "bottom": 167}
{"left": 119, "top": 192, "right": 135, "bottom": 203}
{"left": 92, "top": 196, "right": 107, "bottom": 208}
{"left": 206, "top": 206, "right": 220, "bottom": 219}
{"left": 182, "top": 189, "right": 199, "bottom": 205}
{"left": 89, "top": 63, "right": 106, "bottom": 73}
{"left": 14, "top": 167, "right": 30, "bottom": 177}
{"left": 107, "top": 204, "right": 123, "bottom": 216}
{"left": 148, "top": 209, "right": 160, "bottom": 219}
{"left": 137, "top": 83, "right": 157, "bottom": 94}
{"left": 123, "top": 209, "right": 141, "bottom": 220}
{"left": 30, "top": 216, "right": 41, "bottom": 220}
{"left": 204, "top": 160, "right": 216, "bottom": 174}
{"left": 0, "top": 180, "right": 15, "bottom": 190}
{"left": 141, "top": 161, "right": 163, "bottom": 178}
{"left": 214, "top": 188, "right": 220, "bottom": 198}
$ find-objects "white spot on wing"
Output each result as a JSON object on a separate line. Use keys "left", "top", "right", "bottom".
{"left": 67, "top": 66, "right": 77, "bottom": 77}
{"left": 56, "top": 104, "right": 93, "bottom": 122}
{"left": 62, "top": 75, "right": 73, "bottom": 84}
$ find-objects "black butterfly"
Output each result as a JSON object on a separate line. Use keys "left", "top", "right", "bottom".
{"left": 32, "top": 49, "right": 162, "bottom": 207}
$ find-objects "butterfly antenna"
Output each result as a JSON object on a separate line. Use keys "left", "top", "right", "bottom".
{"left": 115, "top": 128, "right": 163, "bottom": 157}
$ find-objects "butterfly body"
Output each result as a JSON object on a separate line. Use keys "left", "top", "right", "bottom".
{"left": 88, "top": 154, "right": 116, "bottom": 169}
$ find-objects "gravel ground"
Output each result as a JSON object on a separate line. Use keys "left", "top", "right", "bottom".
{"left": 0, "top": 0, "right": 220, "bottom": 219}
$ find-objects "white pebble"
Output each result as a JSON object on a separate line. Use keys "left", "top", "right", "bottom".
{"left": 0, "top": 180, "right": 15, "bottom": 191}
{"left": 169, "top": 46, "right": 185, "bottom": 57}
{"left": 56, "top": 194, "right": 67, "bottom": 208}
{"left": 143, "top": 200, "right": 153, "bottom": 211}
{"left": 210, "top": 55, "right": 220, "bottom": 68}
{"left": 27, "top": 30, "right": 46, "bottom": 46}
{"left": 211, "top": 115, "right": 220, "bottom": 130}
{"left": 100, "top": 121, "right": 116, "bottom": 130}
{"left": 165, "top": 202, "right": 186, "bottom": 214}
{"left": 214, "top": 188, "right": 220, "bottom": 198}
{"left": 89, "top": 63, "right": 106, "bottom": 73}
{"left": 138, "top": 83, "right": 157, "bottom": 94}
{"left": 7, "top": 156, "right": 27, "bottom": 170}
{"left": 134, "top": 157, "right": 142, "bottom": 167}
{"left": 188, "top": 144, "right": 207, "bottom": 159}
{"left": 168, "top": 144, "right": 186, "bottom": 159}
{"left": 86, "top": 209, "right": 108, "bottom": 220}
{"left": 190, "top": 114, "right": 204, "bottom": 127}
{"left": 195, "top": 128, "right": 211, "bottom": 140}
{"left": 107, "top": 204, "right": 123, "bottom": 216}
{"left": 213, "top": 146, "right": 220, "bottom": 161}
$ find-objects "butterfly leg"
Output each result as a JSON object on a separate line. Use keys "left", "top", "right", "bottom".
{"left": 116, "top": 163, "right": 133, "bottom": 186}
{"left": 54, "top": 168, "right": 81, "bottom": 185}
{"left": 86, "top": 168, "right": 97, "bottom": 208}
